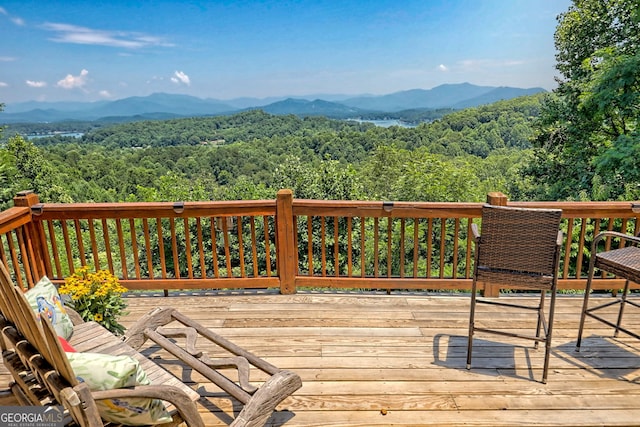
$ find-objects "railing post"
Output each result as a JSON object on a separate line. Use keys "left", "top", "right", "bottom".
{"left": 276, "top": 189, "right": 296, "bottom": 294}
{"left": 482, "top": 192, "right": 509, "bottom": 297}
{"left": 12, "top": 191, "right": 47, "bottom": 287}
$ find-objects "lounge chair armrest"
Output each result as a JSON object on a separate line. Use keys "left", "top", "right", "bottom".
{"left": 91, "top": 385, "right": 204, "bottom": 427}
{"left": 65, "top": 307, "right": 85, "bottom": 325}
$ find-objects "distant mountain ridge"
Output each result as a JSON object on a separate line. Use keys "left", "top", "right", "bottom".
{"left": 2, "top": 83, "right": 546, "bottom": 123}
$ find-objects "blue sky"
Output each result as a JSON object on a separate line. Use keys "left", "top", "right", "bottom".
{"left": 1, "top": 0, "right": 572, "bottom": 105}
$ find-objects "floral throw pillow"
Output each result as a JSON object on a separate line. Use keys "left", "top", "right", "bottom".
{"left": 25, "top": 276, "right": 74, "bottom": 340}
{"left": 66, "top": 352, "right": 172, "bottom": 426}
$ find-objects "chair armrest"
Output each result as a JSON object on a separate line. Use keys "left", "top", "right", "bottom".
{"left": 65, "top": 307, "right": 85, "bottom": 325}
{"left": 91, "top": 385, "right": 204, "bottom": 427}
{"left": 592, "top": 231, "right": 640, "bottom": 250}
{"left": 557, "top": 230, "right": 564, "bottom": 246}
{"left": 471, "top": 223, "right": 480, "bottom": 241}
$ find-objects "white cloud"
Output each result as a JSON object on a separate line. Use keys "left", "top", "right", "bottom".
{"left": 43, "top": 22, "right": 173, "bottom": 49}
{"left": 438, "top": 64, "right": 448, "bottom": 72}
{"left": 0, "top": 82, "right": 8, "bottom": 87}
{"left": 459, "top": 59, "right": 526, "bottom": 70}
{"left": 57, "top": 69, "right": 89, "bottom": 89}
{"left": 171, "top": 71, "right": 191, "bottom": 86}
{"left": 0, "top": 7, "right": 25, "bottom": 26}
{"left": 0, "top": 56, "right": 16, "bottom": 62}
{"left": 26, "top": 80, "right": 47, "bottom": 88}
{"left": 99, "top": 90, "right": 113, "bottom": 98}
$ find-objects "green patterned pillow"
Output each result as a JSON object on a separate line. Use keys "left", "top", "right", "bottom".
{"left": 26, "top": 276, "right": 74, "bottom": 340}
{"left": 67, "top": 352, "right": 172, "bottom": 426}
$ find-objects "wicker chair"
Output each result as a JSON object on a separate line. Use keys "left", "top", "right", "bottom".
{"left": 466, "top": 205, "right": 563, "bottom": 384}
{"left": 576, "top": 231, "right": 640, "bottom": 350}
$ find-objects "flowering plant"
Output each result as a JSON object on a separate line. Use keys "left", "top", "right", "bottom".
{"left": 59, "top": 266, "right": 128, "bottom": 335}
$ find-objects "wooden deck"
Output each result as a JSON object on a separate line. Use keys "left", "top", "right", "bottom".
{"left": 3, "top": 292, "right": 640, "bottom": 426}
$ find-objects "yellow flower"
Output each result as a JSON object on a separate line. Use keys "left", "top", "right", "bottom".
{"left": 94, "top": 313, "right": 103, "bottom": 322}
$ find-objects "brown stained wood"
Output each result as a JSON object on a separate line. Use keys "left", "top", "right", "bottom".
{"left": 373, "top": 217, "right": 379, "bottom": 278}
{"left": 426, "top": 218, "right": 433, "bottom": 278}
{"left": 452, "top": 218, "right": 459, "bottom": 279}
{"left": 237, "top": 216, "right": 246, "bottom": 278}
{"left": 47, "top": 220, "right": 63, "bottom": 277}
{"left": 88, "top": 219, "right": 99, "bottom": 270}
{"left": 211, "top": 217, "right": 219, "bottom": 278}
{"left": 156, "top": 217, "right": 167, "bottom": 279}
{"left": 320, "top": 217, "right": 327, "bottom": 277}
{"left": 307, "top": 216, "right": 313, "bottom": 276}
{"left": 184, "top": 217, "right": 193, "bottom": 279}
{"left": 465, "top": 218, "right": 473, "bottom": 279}
{"left": 15, "top": 227, "right": 34, "bottom": 288}
{"left": 116, "top": 218, "right": 127, "bottom": 279}
{"left": 347, "top": 217, "right": 352, "bottom": 277}
{"left": 8, "top": 231, "right": 24, "bottom": 289}
{"left": 386, "top": 218, "right": 392, "bottom": 278}
{"left": 334, "top": 217, "right": 339, "bottom": 277}
{"left": 250, "top": 217, "right": 258, "bottom": 277}
{"left": 222, "top": 218, "right": 232, "bottom": 277}
{"left": 439, "top": 219, "right": 446, "bottom": 278}
{"left": 130, "top": 218, "right": 141, "bottom": 279}
{"left": 263, "top": 216, "right": 272, "bottom": 277}
{"left": 413, "top": 218, "right": 419, "bottom": 278}
{"left": 170, "top": 217, "right": 180, "bottom": 279}
{"left": 360, "top": 218, "right": 365, "bottom": 278}
{"left": 196, "top": 218, "right": 206, "bottom": 278}
{"left": 400, "top": 218, "right": 405, "bottom": 278}
{"left": 143, "top": 218, "right": 154, "bottom": 279}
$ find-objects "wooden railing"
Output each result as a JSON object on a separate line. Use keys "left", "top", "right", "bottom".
{"left": 1, "top": 190, "right": 639, "bottom": 297}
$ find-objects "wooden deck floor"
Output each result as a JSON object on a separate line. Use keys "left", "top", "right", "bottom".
{"left": 3, "top": 291, "right": 640, "bottom": 426}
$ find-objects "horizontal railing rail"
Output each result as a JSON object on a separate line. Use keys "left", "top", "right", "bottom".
{"left": 1, "top": 190, "right": 638, "bottom": 296}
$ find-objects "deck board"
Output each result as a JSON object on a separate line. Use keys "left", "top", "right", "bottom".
{"left": 2, "top": 292, "right": 639, "bottom": 426}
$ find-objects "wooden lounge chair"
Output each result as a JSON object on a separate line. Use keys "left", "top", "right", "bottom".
{"left": 466, "top": 205, "right": 563, "bottom": 384}
{"left": 0, "top": 263, "right": 301, "bottom": 427}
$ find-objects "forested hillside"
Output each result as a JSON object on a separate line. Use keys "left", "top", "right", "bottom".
{"left": 0, "top": 94, "right": 543, "bottom": 208}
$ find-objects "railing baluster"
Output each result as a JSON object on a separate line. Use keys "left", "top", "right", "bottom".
{"left": 116, "top": 219, "right": 127, "bottom": 279}
{"left": 210, "top": 217, "right": 219, "bottom": 278}
{"left": 307, "top": 216, "right": 313, "bottom": 276}
{"left": 143, "top": 218, "right": 154, "bottom": 280}
{"left": 61, "top": 221, "right": 73, "bottom": 274}
{"left": 130, "top": 218, "right": 141, "bottom": 280}
{"left": 360, "top": 217, "right": 366, "bottom": 278}
{"left": 221, "top": 218, "right": 232, "bottom": 278}
{"left": 452, "top": 218, "right": 460, "bottom": 279}
{"left": 196, "top": 218, "right": 206, "bottom": 278}
{"left": 88, "top": 219, "right": 99, "bottom": 270}
{"left": 347, "top": 217, "right": 353, "bottom": 277}
{"left": 183, "top": 217, "right": 193, "bottom": 279}
{"left": 249, "top": 217, "right": 258, "bottom": 277}
{"left": 237, "top": 216, "right": 246, "bottom": 278}
{"left": 373, "top": 217, "right": 379, "bottom": 278}
{"left": 439, "top": 218, "right": 446, "bottom": 279}
{"left": 156, "top": 218, "right": 167, "bottom": 279}
{"left": 400, "top": 218, "right": 405, "bottom": 278}
{"left": 413, "top": 218, "right": 419, "bottom": 278}
{"left": 334, "top": 217, "right": 339, "bottom": 277}
{"left": 263, "top": 216, "right": 271, "bottom": 277}
{"left": 102, "top": 219, "right": 114, "bottom": 274}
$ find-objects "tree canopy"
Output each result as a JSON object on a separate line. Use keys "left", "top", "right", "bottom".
{"left": 527, "top": 0, "right": 640, "bottom": 200}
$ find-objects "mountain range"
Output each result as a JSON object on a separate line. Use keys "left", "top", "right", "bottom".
{"left": 1, "top": 83, "right": 545, "bottom": 123}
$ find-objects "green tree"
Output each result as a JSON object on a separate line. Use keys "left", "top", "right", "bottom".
{"left": 4, "top": 135, "right": 72, "bottom": 204}
{"left": 527, "top": 0, "right": 640, "bottom": 200}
